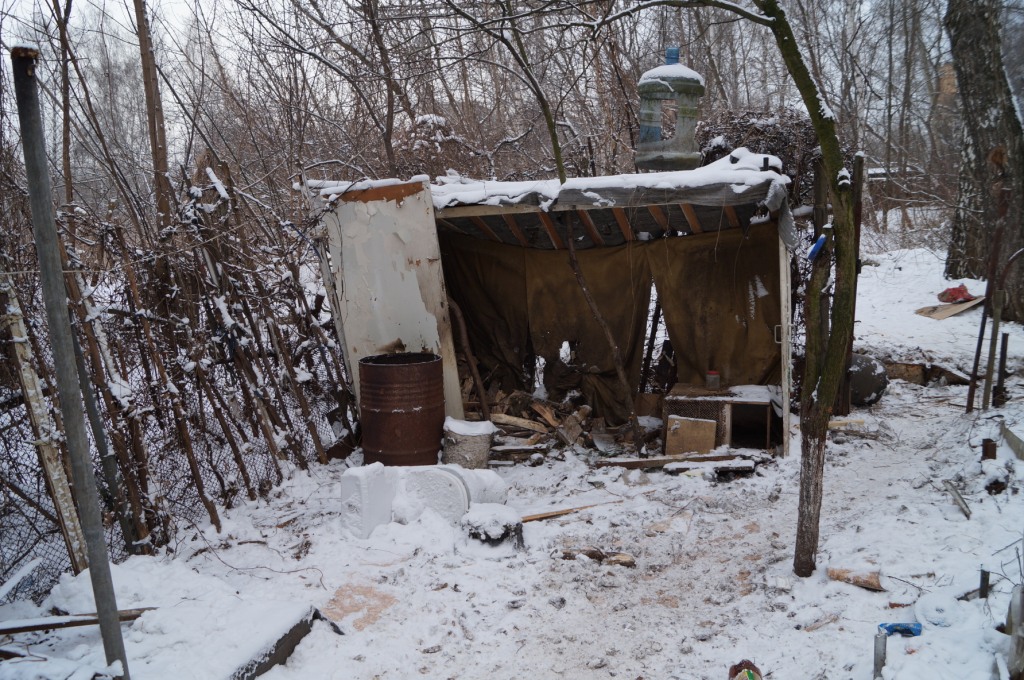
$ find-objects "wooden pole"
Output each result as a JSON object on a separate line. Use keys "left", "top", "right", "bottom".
{"left": 982, "top": 290, "right": 1005, "bottom": 410}
{"left": 562, "top": 216, "right": 643, "bottom": 451}
{"left": 447, "top": 296, "right": 490, "bottom": 420}
{"left": 0, "top": 277, "right": 88, "bottom": 573}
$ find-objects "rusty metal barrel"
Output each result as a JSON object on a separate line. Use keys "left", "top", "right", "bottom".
{"left": 359, "top": 352, "right": 444, "bottom": 466}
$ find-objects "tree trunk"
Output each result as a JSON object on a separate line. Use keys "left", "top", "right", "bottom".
{"left": 131, "top": 0, "right": 172, "bottom": 231}
{"left": 945, "top": 0, "right": 1024, "bottom": 322}
{"left": 752, "top": 0, "right": 859, "bottom": 577}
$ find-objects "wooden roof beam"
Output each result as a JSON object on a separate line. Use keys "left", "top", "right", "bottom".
{"left": 723, "top": 205, "right": 741, "bottom": 229}
{"left": 576, "top": 210, "right": 605, "bottom": 247}
{"left": 679, "top": 203, "right": 703, "bottom": 233}
{"left": 648, "top": 205, "right": 670, "bottom": 231}
{"left": 436, "top": 217, "right": 467, "bottom": 234}
{"left": 470, "top": 216, "right": 501, "bottom": 242}
{"left": 611, "top": 208, "right": 635, "bottom": 242}
{"left": 538, "top": 212, "right": 566, "bottom": 249}
{"left": 501, "top": 214, "right": 529, "bottom": 247}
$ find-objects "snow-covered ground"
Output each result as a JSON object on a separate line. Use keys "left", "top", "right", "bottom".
{"left": 2, "top": 247, "right": 1024, "bottom": 680}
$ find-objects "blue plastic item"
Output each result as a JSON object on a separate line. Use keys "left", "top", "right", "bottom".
{"left": 878, "top": 622, "right": 923, "bottom": 637}
{"left": 807, "top": 234, "right": 827, "bottom": 262}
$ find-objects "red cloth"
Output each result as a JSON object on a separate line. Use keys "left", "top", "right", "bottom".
{"left": 937, "top": 284, "right": 976, "bottom": 303}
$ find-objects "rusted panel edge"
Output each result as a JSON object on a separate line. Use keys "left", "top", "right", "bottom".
{"left": 11, "top": 46, "right": 40, "bottom": 59}
{"left": 338, "top": 182, "right": 424, "bottom": 204}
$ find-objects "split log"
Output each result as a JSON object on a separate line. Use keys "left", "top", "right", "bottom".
{"left": 826, "top": 567, "right": 885, "bottom": 591}
{"left": 530, "top": 402, "right": 561, "bottom": 428}
{"left": 556, "top": 405, "right": 591, "bottom": 447}
{"left": 491, "top": 413, "right": 549, "bottom": 434}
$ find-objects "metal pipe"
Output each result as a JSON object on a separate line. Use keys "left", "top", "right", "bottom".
{"left": 873, "top": 630, "right": 887, "bottom": 679}
{"left": 11, "top": 46, "right": 131, "bottom": 678}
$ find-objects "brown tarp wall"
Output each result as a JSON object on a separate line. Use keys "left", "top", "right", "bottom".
{"left": 440, "top": 223, "right": 781, "bottom": 424}
{"left": 651, "top": 225, "right": 782, "bottom": 386}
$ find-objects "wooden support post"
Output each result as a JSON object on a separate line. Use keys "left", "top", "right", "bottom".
{"left": 983, "top": 290, "right": 1005, "bottom": 410}
{"left": 0, "top": 277, "right": 88, "bottom": 573}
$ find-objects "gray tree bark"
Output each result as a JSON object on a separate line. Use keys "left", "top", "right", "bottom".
{"left": 945, "top": 0, "right": 1024, "bottom": 322}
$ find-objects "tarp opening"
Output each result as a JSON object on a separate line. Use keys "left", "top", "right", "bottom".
{"left": 439, "top": 223, "right": 781, "bottom": 425}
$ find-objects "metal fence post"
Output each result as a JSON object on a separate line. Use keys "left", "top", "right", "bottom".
{"left": 11, "top": 45, "right": 131, "bottom": 678}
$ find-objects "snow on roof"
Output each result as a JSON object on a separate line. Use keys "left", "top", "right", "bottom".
{"left": 304, "top": 148, "right": 797, "bottom": 248}
{"left": 308, "top": 148, "right": 785, "bottom": 212}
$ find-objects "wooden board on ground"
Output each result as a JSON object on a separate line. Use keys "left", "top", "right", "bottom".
{"left": 915, "top": 296, "right": 984, "bottom": 320}
{"left": 596, "top": 453, "right": 740, "bottom": 469}
{"left": 664, "top": 415, "right": 716, "bottom": 455}
{"left": 826, "top": 567, "right": 884, "bottom": 592}
{"left": 1002, "top": 421, "right": 1024, "bottom": 461}
{"left": 664, "top": 458, "right": 755, "bottom": 475}
{"left": 0, "top": 608, "right": 155, "bottom": 635}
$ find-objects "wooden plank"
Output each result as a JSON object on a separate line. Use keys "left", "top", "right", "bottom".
{"left": 827, "top": 567, "right": 884, "bottom": 592}
{"left": 664, "top": 415, "right": 716, "bottom": 455}
{"left": 576, "top": 210, "right": 605, "bottom": 246}
{"left": 915, "top": 296, "right": 984, "bottom": 320}
{"left": 339, "top": 182, "right": 423, "bottom": 204}
{"left": 664, "top": 458, "right": 756, "bottom": 474}
{"left": 501, "top": 214, "right": 529, "bottom": 246}
{"left": 679, "top": 203, "right": 703, "bottom": 233}
{"left": 436, "top": 217, "right": 467, "bottom": 234}
{"left": 595, "top": 453, "right": 741, "bottom": 469}
{"left": 0, "top": 608, "right": 155, "bottom": 635}
{"left": 647, "top": 204, "right": 670, "bottom": 230}
{"left": 537, "top": 212, "right": 565, "bottom": 249}
{"left": 1002, "top": 421, "right": 1024, "bottom": 461}
{"left": 943, "top": 480, "right": 971, "bottom": 519}
{"left": 521, "top": 500, "right": 624, "bottom": 523}
{"left": 611, "top": 208, "right": 635, "bottom": 241}
{"left": 470, "top": 216, "right": 501, "bottom": 242}
{"left": 491, "top": 413, "right": 549, "bottom": 434}
{"left": 723, "top": 205, "right": 741, "bottom": 228}
{"left": 436, "top": 203, "right": 541, "bottom": 219}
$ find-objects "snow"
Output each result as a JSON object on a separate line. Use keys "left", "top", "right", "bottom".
{"left": 444, "top": 416, "right": 498, "bottom": 436}
{"left": 638, "top": 62, "right": 705, "bottom": 86}
{"left": 3, "top": 247, "right": 1024, "bottom": 680}
{"left": 310, "top": 147, "right": 788, "bottom": 212}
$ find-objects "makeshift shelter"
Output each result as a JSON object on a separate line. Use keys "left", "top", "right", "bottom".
{"left": 309, "top": 147, "right": 796, "bottom": 455}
